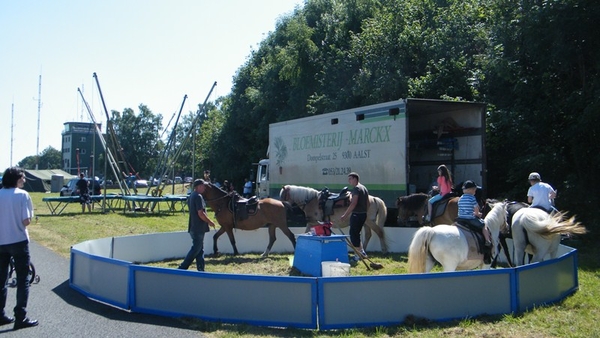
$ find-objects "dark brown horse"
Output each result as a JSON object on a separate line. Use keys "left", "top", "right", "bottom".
{"left": 396, "top": 193, "right": 459, "bottom": 226}
{"left": 397, "top": 183, "right": 485, "bottom": 226}
{"left": 199, "top": 182, "right": 296, "bottom": 257}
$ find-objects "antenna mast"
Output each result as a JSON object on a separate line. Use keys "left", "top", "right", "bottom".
{"left": 80, "top": 83, "right": 84, "bottom": 121}
{"left": 10, "top": 101, "right": 14, "bottom": 166}
{"left": 35, "top": 74, "right": 42, "bottom": 170}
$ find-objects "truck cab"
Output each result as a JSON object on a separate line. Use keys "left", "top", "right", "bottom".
{"left": 255, "top": 159, "right": 270, "bottom": 199}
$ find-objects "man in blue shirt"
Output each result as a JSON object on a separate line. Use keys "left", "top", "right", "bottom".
{"left": 243, "top": 178, "right": 253, "bottom": 198}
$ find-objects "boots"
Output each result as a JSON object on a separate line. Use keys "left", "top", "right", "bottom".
{"left": 483, "top": 243, "right": 492, "bottom": 264}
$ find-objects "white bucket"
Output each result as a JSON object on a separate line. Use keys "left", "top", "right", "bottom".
{"left": 321, "top": 261, "right": 350, "bottom": 277}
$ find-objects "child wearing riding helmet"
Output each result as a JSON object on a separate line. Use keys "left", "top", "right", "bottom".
{"left": 425, "top": 164, "right": 453, "bottom": 222}
{"left": 527, "top": 172, "right": 557, "bottom": 213}
{"left": 457, "top": 180, "right": 492, "bottom": 246}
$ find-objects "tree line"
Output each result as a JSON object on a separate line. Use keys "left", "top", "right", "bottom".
{"left": 18, "top": 0, "right": 598, "bottom": 228}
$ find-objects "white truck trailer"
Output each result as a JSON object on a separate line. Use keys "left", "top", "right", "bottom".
{"left": 256, "top": 98, "right": 487, "bottom": 224}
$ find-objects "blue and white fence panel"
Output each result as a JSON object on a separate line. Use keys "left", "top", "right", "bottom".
{"left": 69, "top": 228, "right": 580, "bottom": 330}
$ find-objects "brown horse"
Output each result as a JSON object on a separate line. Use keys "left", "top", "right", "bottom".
{"left": 200, "top": 182, "right": 296, "bottom": 257}
{"left": 396, "top": 193, "right": 458, "bottom": 226}
{"left": 279, "top": 185, "right": 388, "bottom": 253}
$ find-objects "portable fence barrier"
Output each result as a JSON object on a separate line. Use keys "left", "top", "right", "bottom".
{"left": 70, "top": 228, "right": 580, "bottom": 330}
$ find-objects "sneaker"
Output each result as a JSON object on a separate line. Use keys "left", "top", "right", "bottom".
{"left": 352, "top": 254, "right": 360, "bottom": 262}
{"left": 359, "top": 250, "right": 368, "bottom": 258}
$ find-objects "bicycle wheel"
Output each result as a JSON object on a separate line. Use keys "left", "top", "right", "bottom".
{"left": 7, "top": 258, "right": 37, "bottom": 286}
{"left": 7, "top": 258, "right": 17, "bottom": 287}
{"left": 28, "top": 262, "right": 36, "bottom": 285}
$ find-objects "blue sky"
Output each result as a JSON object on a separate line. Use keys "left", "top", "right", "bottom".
{"left": 0, "top": 0, "right": 304, "bottom": 169}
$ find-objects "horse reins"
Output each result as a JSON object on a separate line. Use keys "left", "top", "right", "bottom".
{"left": 203, "top": 187, "right": 233, "bottom": 218}
{"left": 204, "top": 194, "right": 229, "bottom": 203}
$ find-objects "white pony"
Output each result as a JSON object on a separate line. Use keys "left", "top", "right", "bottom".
{"left": 279, "top": 185, "right": 388, "bottom": 253}
{"left": 407, "top": 201, "right": 507, "bottom": 273}
{"left": 511, "top": 208, "right": 586, "bottom": 266}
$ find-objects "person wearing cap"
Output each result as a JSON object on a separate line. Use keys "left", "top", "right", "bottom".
{"left": 340, "top": 172, "right": 369, "bottom": 260}
{"left": 457, "top": 180, "right": 492, "bottom": 257}
{"left": 527, "top": 172, "right": 557, "bottom": 213}
{"left": 178, "top": 179, "right": 216, "bottom": 271}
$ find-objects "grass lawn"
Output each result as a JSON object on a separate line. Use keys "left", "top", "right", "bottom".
{"left": 27, "top": 192, "right": 600, "bottom": 337}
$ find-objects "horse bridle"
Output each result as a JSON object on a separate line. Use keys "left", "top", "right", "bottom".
{"left": 281, "top": 187, "right": 301, "bottom": 208}
{"left": 202, "top": 185, "right": 234, "bottom": 217}
{"left": 280, "top": 186, "right": 289, "bottom": 203}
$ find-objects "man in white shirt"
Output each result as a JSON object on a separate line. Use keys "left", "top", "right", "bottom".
{"left": 0, "top": 167, "right": 38, "bottom": 330}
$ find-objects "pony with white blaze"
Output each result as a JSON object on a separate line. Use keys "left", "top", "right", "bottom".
{"left": 407, "top": 201, "right": 507, "bottom": 273}
{"left": 279, "top": 184, "right": 388, "bottom": 253}
{"left": 511, "top": 208, "right": 586, "bottom": 266}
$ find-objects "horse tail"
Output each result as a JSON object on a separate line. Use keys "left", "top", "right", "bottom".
{"left": 524, "top": 212, "right": 587, "bottom": 239}
{"left": 373, "top": 197, "right": 388, "bottom": 228}
{"left": 407, "top": 226, "right": 435, "bottom": 273}
{"left": 375, "top": 197, "right": 388, "bottom": 251}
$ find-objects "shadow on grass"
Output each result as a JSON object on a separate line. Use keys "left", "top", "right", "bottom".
{"left": 121, "top": 212, "right": 185, "bottom": 218}
{"left": 180, "top": 310, "right": 516, "bottom": 337}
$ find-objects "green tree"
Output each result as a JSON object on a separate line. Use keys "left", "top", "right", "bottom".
{"left": 196, "top": 0, "right": 599, "bottom": 229}
{"left": 169, "top": 101, "right": 222, "bottom": 180}
{"left": 17, "top": 146, "right": 62, "bottom": 169}
{"left": 109, "top": 104, "right": 164, "bottom": 178}
{"left": 482, "top": 0, "right": 600, "bottom": 226}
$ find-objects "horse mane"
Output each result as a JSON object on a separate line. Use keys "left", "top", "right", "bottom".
{"left": 484, "top": 201, "right": 508, "bottom": 232}
{"left": 281, "top": 185, "right": 319, "bottom": 203}
{"left": 204, "top": 182, "right": 232, "bottom": 200}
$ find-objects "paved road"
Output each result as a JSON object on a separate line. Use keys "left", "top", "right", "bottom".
{"left": 1, "top": 241, "right": 204, "bottom": 337}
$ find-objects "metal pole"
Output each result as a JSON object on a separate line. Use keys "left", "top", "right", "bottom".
{"left": 103, "top": 121, "right": 108, "bottom": 213}
{"left": 35, "top": 74, "right": 42, "bottom": 170}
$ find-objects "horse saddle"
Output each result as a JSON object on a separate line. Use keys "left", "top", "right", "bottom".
{"left": 531, "top": 205, "right": 555, "bottom": 214}
{"left": 454, "top": 219, "right": 490, "bottom": 261}
{"left": 431, "top": 193, "right": 456, "bottom": 218}
{"left": 502, "top": 201, "right": 528, "bottom": 238}
{"left": 229, "top": 194, "right": 259, "bottom": 221}
{"left": 318, "top": 187, "right": 350, "bottom": 217}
